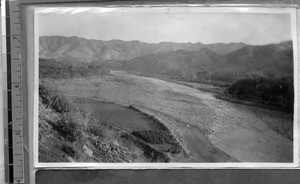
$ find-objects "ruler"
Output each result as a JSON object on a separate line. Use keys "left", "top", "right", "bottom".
{"left": 2, "top": 0, "right": 24, "bottom": 183}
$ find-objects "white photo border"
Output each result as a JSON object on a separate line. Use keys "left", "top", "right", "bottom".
{"left": 30, "top": 5, "right": 299, "bottom": 169}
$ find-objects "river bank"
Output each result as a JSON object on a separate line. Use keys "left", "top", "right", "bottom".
{"left": 53, "top": 71, "right": 293, "bottom": 162}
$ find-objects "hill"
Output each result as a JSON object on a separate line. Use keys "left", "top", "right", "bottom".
{"left": 39, "top": 36, "right": 246, "bottom": 62}
{"left": 120, "top": 48, "right": 224, "bottom": 80}
{"left": 40, "top": 36, "right": 293, "bottom": 84}
{"left": 225, "top": 41, "right": 293, "bottom": 78}
{"left": 118, "top": 40, "right": 293, "bottom": 83}
{"left": 206, "top": 42, "right": 246, "bottom": 55}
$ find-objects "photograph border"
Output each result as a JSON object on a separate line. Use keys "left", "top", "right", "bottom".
{"left": 29, "top": 5, "right": 299, "bottom": 169}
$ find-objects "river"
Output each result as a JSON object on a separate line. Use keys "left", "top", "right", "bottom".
{"left": 56, "top": 71, "right": 293, "bottom": 163}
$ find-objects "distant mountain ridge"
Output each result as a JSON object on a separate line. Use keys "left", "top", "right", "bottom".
{"left": 120, "top": 47, "right": 225, "bottom": 79}
{"left": 224, "top": 41, "right": 293, "bottom": 76}
{"left": 40, "top": 36, "right": 293, "bottom": 82}
{"left": 39, "top": 36, "right": 246, "bottom": 62}
{"left": 118, "top": 40, "right": 293, "bottom": 81}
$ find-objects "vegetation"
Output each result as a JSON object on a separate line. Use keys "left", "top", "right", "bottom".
{"left": 197, "top": 69, "right": 237, "bottom": 83}
{"left": 129, "top": 105, "right": 170, "bottom": 131}
{"left": 39, "top": 81, "right": 180, "bottom": 162}
{"left": 132, "top": 130, "right": 182, "bottom": 154}
{"left": 213, "top": 74, "right": 294, "bottom": 140}
{"left": 121, "top": 133, "right": 172, "bottom": 162}
{"left": 39, "top": 82, "right": 85, "bottom": 144}
{"left": 39, "top": 82, "right": 76, "bottom": 113}
{"left": 132, "top": 130, "right": 177, "bottom": 144}
{"left": 87, "top": 116, "right": 105, "bottom": 138}
{"left": 39, "top": 58, "right": 108, "bottom": 79}
{"left": 54, "top": 113, "right": 85, "bottom": 142}
{"left": 226, "top": 75, "right": 293, "bottom": 112}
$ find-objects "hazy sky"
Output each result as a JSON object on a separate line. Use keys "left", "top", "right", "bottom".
{"left": 38, "top": 7, "right": 292, "bottom": 45}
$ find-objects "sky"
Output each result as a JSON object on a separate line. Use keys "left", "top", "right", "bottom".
{"left": 38, "top": 7, "right": 293, "bottom": 45}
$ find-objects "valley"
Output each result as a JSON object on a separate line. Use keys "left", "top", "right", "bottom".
{"left": 52, "top": 71, "right": 293, "bottom": 162}
{"left": 38, "top": 35, "right": 294, "bottom": 163}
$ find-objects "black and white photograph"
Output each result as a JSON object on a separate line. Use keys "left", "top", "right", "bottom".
{"left": 36, "top": 7, "right": 297, "bottom": 165}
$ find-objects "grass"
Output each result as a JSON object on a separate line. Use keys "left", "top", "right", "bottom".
{"left": 121, "top": 133, "right": 172, "bottom": 162}
{"left": 54, "top": 113, "right": 85, "bottom": 142}
{"left": 39, "top": 81, "right": 85, "bottom": 143}
{"left": 39, "top": 80, "right": 154, "bottom": 162}
{"left": 85, "top": 116, "right": 151, "bottom": 162}
{"left": 87, "top": 117, "right": 105, "bottom": 138}
{"left": 129, "top": 105, "right": 169, "bottom": 131}
{"left": 132, "top": 130, "right": 182, "bottom": 155}
{"left": 132, "top": 130, "right": 176, "bottom": 144}
{"left": 39, "top": 81, "right": 76, "bottom": 113}
{"left": 129, "top": 105, "right": 184, "bottom": 155}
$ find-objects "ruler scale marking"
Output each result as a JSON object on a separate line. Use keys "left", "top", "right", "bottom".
{"left": 3, "top": 0, "right": 24, "bottom": 183}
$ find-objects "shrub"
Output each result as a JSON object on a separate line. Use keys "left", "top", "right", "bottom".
{"left": 55, "top": 113, "right": 84, "bottom": 142}
{"left": 39, "top": 82, "right": 76, "bottom": 113}
{"left": 168, "top": 145, "right": 182, "bottom": 154}
{"left": 60, "top": 143, "right": 77, "bottom": 157}
{"left": 39, "top": 58, "right": 107, "bottom": 79}
{"left": 227, "top": 76, "right": 293, "bottom": 112}
{"left": 87, "top": 116, "right": 105, "bottom": 138}
{"left": 132, "top": 130, "right": 176, "bottom": 145}
{"left": 121, "top": 133, "right": 172, "bottom": 162}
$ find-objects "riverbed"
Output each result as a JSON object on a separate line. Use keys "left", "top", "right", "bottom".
{"left": 55, "top": 71, "right": 293, "bottom": 162}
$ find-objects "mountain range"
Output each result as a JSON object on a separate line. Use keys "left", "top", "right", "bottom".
{"left": 39, "top": 36, "right": 293, "bottom": 82}
{"left": 39, "top": 36, "right": 246, "bottom": 61}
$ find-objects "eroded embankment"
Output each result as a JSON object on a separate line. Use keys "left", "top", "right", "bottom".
{"left": 71, "top": 95, "right": 234, "bottom": 162}
{"left": 128, "top": 105, "right": 236, "bottom": 162}
{"left": 128, "top": 105, "right": 190, "bottom": 157}
{"left": 72, "top": 96, "right": 186, "bottom": 162}
{"left": 39, "top": 82, "right": 174, "bottom": 163}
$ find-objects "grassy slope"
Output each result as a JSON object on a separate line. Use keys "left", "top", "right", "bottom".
{"left": 39, "top": 98, "right": 152, "bottom": 162}
{"left": 39, "top": 81, "right": 182, "bottom": 162}
{"left": 39, "top": 82, "right": 149, "bottom": 162}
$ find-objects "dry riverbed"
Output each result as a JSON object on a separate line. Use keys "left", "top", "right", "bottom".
{"left": 53, "top": 71, "right": 293, "bottom": 163}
